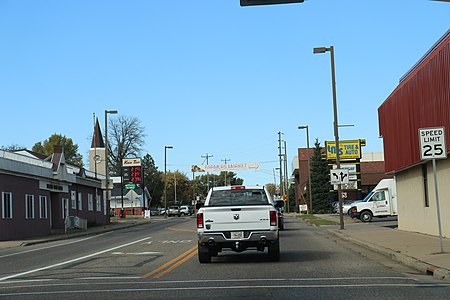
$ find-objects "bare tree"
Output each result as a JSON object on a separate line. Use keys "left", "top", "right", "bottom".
{"left": 107, "top": 115, "right": 146, "bottom": 176}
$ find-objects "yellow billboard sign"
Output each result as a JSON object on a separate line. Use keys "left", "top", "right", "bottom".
{"left": 325, "top": 140, "right": 362, "bottom": 160}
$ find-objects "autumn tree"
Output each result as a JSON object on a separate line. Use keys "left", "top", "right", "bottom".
{"left": 265, "top": 183, "right": 277, "bottom": 197}
{"left": 32, "top": 134, "right": 83, "bottom": 166}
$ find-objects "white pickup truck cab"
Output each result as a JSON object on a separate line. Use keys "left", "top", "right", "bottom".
{"left": 196, "top": 185, "right": 283, "bottom": 263}
{"left": 350, "top": 178, "right": 397, "bottom": 222}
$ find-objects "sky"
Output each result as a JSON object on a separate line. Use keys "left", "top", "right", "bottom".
{"left": 0, "top": 0, "right": 449, "bottom": 186}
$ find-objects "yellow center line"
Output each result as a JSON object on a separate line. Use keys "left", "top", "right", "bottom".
{"left": 167, "top": 226, "right": 196, "bottom": 233}
{"left": 153, "top": 249, "right": 198, "bottom": 279}
{"left": 142, "top": 245, "right": 198, "bottom": 279}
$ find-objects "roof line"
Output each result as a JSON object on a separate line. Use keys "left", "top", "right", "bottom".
{"left": 399, "top": 29, "right": 450, "bottom": 83}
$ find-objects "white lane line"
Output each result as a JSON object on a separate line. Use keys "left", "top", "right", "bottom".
{"left": 111, "top": 252, "right": 162, "bottom": 255}
{"left": 0, "top": 237, "right": 151, "bottom": 282}
{"left": 0, "top": 232, "right": 112, "bottom": 259}
{"left": 2, "top": 283, "right": 450, "bottom": 297}
{"left": 0, "top": 276, "right": 419, "bottom": 288}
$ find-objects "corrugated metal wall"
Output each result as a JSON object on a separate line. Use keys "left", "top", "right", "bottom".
{"left": 378, "top": 30, "right": 450, "bottom": 173}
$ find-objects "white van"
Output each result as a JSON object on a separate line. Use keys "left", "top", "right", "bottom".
{"left": 349, "top": 178, "right": 397, "bottom": 222}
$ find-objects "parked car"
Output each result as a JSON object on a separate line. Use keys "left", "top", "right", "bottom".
{"left": 343, "top": 200, "right": 362, "bottom": 215}
{"left": 333, "top": 200, "right": 362, "bottom": 215}
{"left": 276, "top": 206, "right": 284, "bottom": 230}
{"left": 179, "top": 205, "right": 193, "bottom": 216}
{"left": 167, "top": 206, "right": 180, "bottom": 217}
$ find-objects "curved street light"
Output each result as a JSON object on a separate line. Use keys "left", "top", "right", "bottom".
{"left": 105, "top": 109, "right": 118, "bottom": 220}
{"left": 313, "top": 45, "right": 344, "bottom": 229}
{"left": 164, "top": 145, "right": 173, "bottom": 218}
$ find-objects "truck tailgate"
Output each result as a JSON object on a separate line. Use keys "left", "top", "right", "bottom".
{"left": 203, "top": 205, "right": 272, "bottom": 232}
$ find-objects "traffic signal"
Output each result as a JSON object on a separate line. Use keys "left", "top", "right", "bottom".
{"left": 240, "top": 0, "right": 304, "bottom": 6}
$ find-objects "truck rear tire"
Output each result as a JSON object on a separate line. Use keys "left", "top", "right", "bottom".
{"left": 268, "top": 239, "right": 280, "bottom": 262}
{"left": 198, "top": 243, "right": 211, "bottom": 263}
{"left": 360, "top": 211, "right": 373, "bottom": 222}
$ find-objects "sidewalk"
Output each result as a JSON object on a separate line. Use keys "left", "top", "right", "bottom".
{"left": 0, "top": 217, "right": 155, "bottom": 249}
{"left": 309, "top": 214, "right": 450, "bottom": 281}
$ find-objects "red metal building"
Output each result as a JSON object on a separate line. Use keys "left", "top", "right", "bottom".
{"left": 378, "top": 30, "right": 450, "bottom": 173}
{"left": 378, "top": 29, "right": 450, "bottom": 237}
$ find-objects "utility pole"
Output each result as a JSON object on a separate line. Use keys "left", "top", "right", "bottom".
{"left": 174, "top": 172, "right": 177, "bottom": 205}
{"left": 201, "top": 153, "right": 213, "bottom": 191}
{"left": 278, "top": 132, "right": 284, "bottom": 197}
{"left": 284, "top": 140, "right": 289, "bottom": 213}
{"left": 221, "top": 158, "right": 230, "bottom": 186}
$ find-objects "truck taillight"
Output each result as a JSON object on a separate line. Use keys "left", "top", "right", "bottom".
{"left": 197, "top": 213, "right": 204, "bottom": 228}
{"left": 270, "top": 211, "right": 277, "bottom": 226}
{"left": 231, "top": 186, "right": 245, "bottom": 190}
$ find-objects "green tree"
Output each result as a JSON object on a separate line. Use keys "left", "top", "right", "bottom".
{"left": 310, "top": 138, "right": 331, "bottom": 213}
{"left": 288, "top": 184, "right": 296, "bottom": 212}
{"left": 32, "top": 134, "right": 83, "bottom": 166}
{"left": 194, "top": 172, "right": 244, "bottom": 197}
{"left": 164, "top": 171, "right": 192, "bottom": 207}
{"left": 142, "top": 153, "right": 163, "bottom": 208}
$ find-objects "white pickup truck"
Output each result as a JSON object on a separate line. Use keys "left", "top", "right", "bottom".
{"left": 196, "top": 185, "right": 283, "bottom": 263}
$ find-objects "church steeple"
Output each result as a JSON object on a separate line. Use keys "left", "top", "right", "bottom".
{"left": 91, "top": 118, "right": 105, "bottom": 148}
{"left": 89, "top": 117, "right": 106, "bottom": 176}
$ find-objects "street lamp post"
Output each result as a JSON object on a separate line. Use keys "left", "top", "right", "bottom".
{"left": 313, "top": 45, "right": 344, "bottom": 230}
{"left": 273, "top": 167, "right": 280, "bottom": 196}
{"left": 164, "top": 145, "right": 173, "bottom": 218}
{"left": 298, "top": 125, "right": 312, "bottom": 215}
{"left": 105, "top": 109, "right": 118, "bottom": 219}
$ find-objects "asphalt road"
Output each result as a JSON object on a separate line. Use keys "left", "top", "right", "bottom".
{"left": 0, "top": 215, "right": 449, "bottom": 299}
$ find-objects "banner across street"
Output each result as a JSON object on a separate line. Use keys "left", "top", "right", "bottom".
{"left": 191, "top": 163, "right": 260, "bottom": 172}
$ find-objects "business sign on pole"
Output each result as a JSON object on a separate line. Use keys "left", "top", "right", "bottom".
{"left": 332, "top": 163, "right": 357, "bottom": 180}
{"left": 325, "top": 140, "right": 362, "bottom": 160}
{"left": 122, "top": 158, "right": 142, "bottom": 186}
{"left": 123, "top": 158, "right": 142, "bottom": 167}
{"left": 333, "top": 181, "right": 358, "bottom": 191}
{"left": 419, "top": 127, "right": 447, "bottom": 160}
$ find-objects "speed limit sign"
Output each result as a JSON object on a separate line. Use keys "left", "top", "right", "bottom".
{"left": 419, "top": 127, "right": 447, "bottom": 160}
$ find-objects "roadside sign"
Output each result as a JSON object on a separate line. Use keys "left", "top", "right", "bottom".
{"left": 330, "top": 169, "right": 349, "bottom": 185}
{"left": 125, "top": 183, "right": 136, "bottom": 190}
{"left": 419, "top": 127, "right": 447, "bottom": 160}
{"left": 418, "top": 126, "right": 446, "bottom": 254}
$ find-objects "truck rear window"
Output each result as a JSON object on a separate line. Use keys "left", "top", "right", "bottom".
{"left": 208, "top": 189, "right": 269, "bottom": 206}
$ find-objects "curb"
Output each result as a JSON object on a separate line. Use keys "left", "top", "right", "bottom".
{"left": 327, "top": 229, "right": 450, "bottom": 281}
{"left": 21, "top": 220, "right": 151, "bottom": 247}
